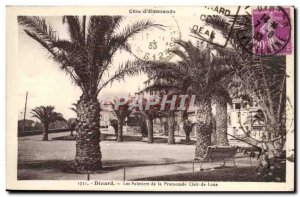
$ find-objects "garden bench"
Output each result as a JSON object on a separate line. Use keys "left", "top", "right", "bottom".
{"left": 237, "top": 146, "right": 262, "bottom": 166}
{"left": 193, "top": 146, "right": 237, "bottom": 171}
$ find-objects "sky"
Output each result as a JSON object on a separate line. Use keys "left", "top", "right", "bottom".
{"left": 17, "top": 8, "right": 234, "bottom": 120}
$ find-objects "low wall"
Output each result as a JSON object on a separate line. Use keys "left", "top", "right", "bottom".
{"left": 18, "top": 128, "right": 71, "bottom": 137}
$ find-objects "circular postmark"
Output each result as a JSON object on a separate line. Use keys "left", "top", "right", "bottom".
{"left": 237, "top": 6, "right": 292, "bottom": 56}
{"left": 127, "top": 14, "right": 181, "bottom": 61}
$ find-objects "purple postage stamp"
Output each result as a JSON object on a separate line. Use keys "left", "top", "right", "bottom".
{"left": 252, "top": 7, "right": 292, "bottom": 56}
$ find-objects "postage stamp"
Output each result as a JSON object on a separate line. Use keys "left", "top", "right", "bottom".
{"left": 6, "top": 6, "right": 295, "bottom": 192}
{"left": 252, "top": 7, "right": 292, "bottom": 56}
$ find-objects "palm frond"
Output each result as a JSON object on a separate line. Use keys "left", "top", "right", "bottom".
{"left": 62, "top": 16, "right": 84, "bottom": 44}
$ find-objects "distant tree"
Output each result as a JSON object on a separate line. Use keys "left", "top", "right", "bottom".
{"left": 111, "top": 98, "right": 132, "bottom": 142}
{"left": 33, "top": 121, "right": 44, "bottom": 130}
{"left": 18, "top": 119, "right": 34, "bottom": 133}
{"left": 66, "top": 118, "right": 77, "bottom": 136}
{"left": 109, "top": 119, "right": 118, "bottom": 139}
{"left": 136, "top": 115, "right": 148, "bottom": 137}
{"left": 183, "top": 119, "right": 196, "bottom": 144}
{"left": 31, "top": 106, "right": 65, "bottom": 141}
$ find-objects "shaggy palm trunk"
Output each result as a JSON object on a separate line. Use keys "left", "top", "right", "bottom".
{"left": 164, "top": 117, "right": 169, "bottom": 136}
{"left": 117, "top": 120, "right": 123, "bottom": 142}
{"left": 42, "top": 124, "right": 49, "bottom": 141}
{"left": 75, "top": 96, "right": 102, "bottom": 173}
{"left": 146, "top": 116, "right": 154, "bottom": 143}
{"left": 186, "top": 133, "right": 190, "bottom": 143}
{"left": 168, "top": 112, "right": 176, "bottom": 144}
{"left": 182, "top": 110, "right": 189, "bottom": 143}
{"left": 215, "top": 97, "right": 229, "bottom": 146}
{"left": 211, "top": 116, "right": 217, "bottom": 145}
{"left": 195, "top": 99, "right": 213, "bottom": 158}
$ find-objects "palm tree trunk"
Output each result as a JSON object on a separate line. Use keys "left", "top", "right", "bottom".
{"left": 146, "top": 115, "right": 154, "bottom": 143}
{"left": 168, "top": 112, "right": 176, "bottom": 144}
{"left": 186, "top": 134, "right": 190, "bottom": 143}
{"left": 215, "top": 97, "right": 229, "bottom": 146}
{"left": 164, "top": 117, "right": 169, "bottom": 136}
{"left": 182, "top": 110, "right": 189, "bottom": 143}
{"left": 117, "top": 120, "right": 123, "bottom": 142}
{"left": 75, "top": 96, "right": 102, "bottom": 173}
{"left": 195, "top": 99, "right": 213, "bottom": 158}
{"left": 211, "top": 116, "right": 217, "bottom": 145}
{"left": 159, "top": 117, "right": 164, "bottom": 134}
{"left": 42, "top": 124, "right": 49, "bottom": 141}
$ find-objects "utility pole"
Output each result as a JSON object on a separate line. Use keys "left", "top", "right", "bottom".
{"left": 22, "top": 92, "right": 28, "bottom": 133}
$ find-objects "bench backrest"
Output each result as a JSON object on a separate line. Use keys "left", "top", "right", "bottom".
{"left": 203, "top": 146, "right": 237, "bottom": 161}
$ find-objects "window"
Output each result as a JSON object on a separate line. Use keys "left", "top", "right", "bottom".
{"left": 235, "top": 103, "right": 241, "bottom": 110}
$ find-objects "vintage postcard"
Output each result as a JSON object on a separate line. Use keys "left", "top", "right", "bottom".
{"left": 6, "top": 6, "right": 295, "bottom": 191}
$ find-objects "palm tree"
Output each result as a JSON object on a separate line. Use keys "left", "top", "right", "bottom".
{"left": 131, "top": 101, "right": 157, "bottom": 144}
{"left": 19, "top": 16, "right": 160, "bottom": 173}
{"left": 140, "top": 62, "right": 193, "bottom": 144}
{"left": 201, "top": 14, "right": 288, "bottom": 179}
{"left": 167, "top": 111, "right": 176, "bottom": 144}
{"left": 109, "top": 119, "right": 118, "bottom": 139}
{"left": 174, "top": 40, "right": 230, "bottom": 153}
{"left": 182, "top": 119, "right": 196, "bottom": 144}
{"left": 212, "top": 87, "right": 231, "bottom": 146}
{"left": 139, "top": 41, "right": 221, "bottom": 152}
{"left": 111, "top": 98, "right": 132, "bottom": 142}
{"left": 31, "top": 106, "right": 65, "bottom": 141}
{"left": 203, "top": 15, "right": 287, "bottom": 142}
{"left": 66, "top": 118, "right": 77, "bottom": 136}
{"left": 168, "top": 40, "right": 231, "bottom": 157}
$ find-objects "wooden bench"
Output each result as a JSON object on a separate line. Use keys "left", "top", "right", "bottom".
{"left": 193, "top": 146, "right": 237, "bottom": 171}
{"left": 237, "top": 146, "right": 262, "bottom": 166}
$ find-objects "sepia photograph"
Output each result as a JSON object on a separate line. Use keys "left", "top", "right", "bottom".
{"left": 6, "top": 5, "right": 295, "bottom": 191}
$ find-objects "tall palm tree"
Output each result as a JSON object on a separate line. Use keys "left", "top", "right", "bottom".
{"left": 111, "top": 98, "right": 132, "bottom": 142}
{"left": 190, "top": 15, "right": 257, "bottom": 147}
{"left": 202, "top": 15, "right": 287, "bottom": 142}
{"left": 19, "top": 16, "right": 160, "bottom": 173}
{"left": 167, "top": 40, "right": 231, "bottom": 156}
{"left": 201, "top": 14, "right": 288, "bottom": 179}
{"left": 138, "top": 39, "right": 232, "bottom": 151}
{"left": 31, "top": 106, "right": 65, "bottom": 141}
{"left": 167, "top": 111, "right": 176, "bottom": 144}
